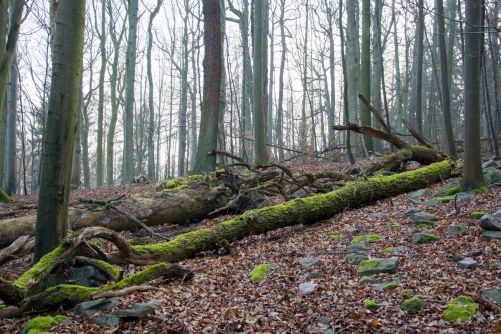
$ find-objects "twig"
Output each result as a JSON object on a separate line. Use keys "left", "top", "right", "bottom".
{"left": 90, "top": 285, "right": 157, "bottom": 300}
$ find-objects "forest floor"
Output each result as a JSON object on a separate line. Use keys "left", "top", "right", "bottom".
{"left": 1, "top": 162, "right": 501, "bottom": 333}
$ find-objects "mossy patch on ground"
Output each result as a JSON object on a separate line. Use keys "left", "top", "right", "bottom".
{"left": 327, "top": 231, "right": 340, "bottom": 241}
{"left": 470, "top": 211, "right": 486, "bottom": 219}
{"left": 362, "top": 299, "right": 380, "bottom": 311}
{"left": 249, "top": 263, "right": 270, "bottom": 283}
{"left": 442, "top": 296, "right": 477, "bottom": 323}
{"left": 382, "top": 247, "right": 398, "bottom": 255}
{"left": 23, "top": 315, "right": 67, "bottom": 334}
{"left": 388, "top": 222, "right": 400, "bottom": 229}
{"left": 400, "top": 297, "right": 425, "bottom": 314}
{"left": 351, "top": 234, "right": 381, "bottom": 244}
{"left": 384, "top": 282, "right": 398, "bottom": 290}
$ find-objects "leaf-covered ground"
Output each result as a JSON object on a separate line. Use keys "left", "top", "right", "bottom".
{"left": 1, "top": 179, "right": 500, "bottom": 333}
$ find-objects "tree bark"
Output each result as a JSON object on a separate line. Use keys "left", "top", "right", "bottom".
{"left": 33, "top": 0, "right": 86, "bottom": 262}
{"left": 461, "top": 0, "right": 485, "bottom": 191}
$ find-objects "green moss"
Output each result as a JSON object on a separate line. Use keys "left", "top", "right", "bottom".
{"left": 401, "top": 289, "right": 414, "bottom": 298}
{"left": 441, "top": 184, "right": 460, "bottom": 196}
{"left": 384, "top": 282, "right": 398, "bottom": 290}
{"left": 0, "top": 303, "right": 5, "bottom": 310}
{"left": 412, "top": 232, "right": 440, "bottom": 244}
{"left": 400, "top": 297, "right": 425, "bottom": 314}
{"left": 351, "top": 234, "right": 381, "bottom": 244}
{"left": 473, "top": 186, "right": 488, "bottom": 194}
{"left": 327, "top": 231, "right": 340, "bottom": 241}
{"left": 442, "top": 296, "right": 478, "bottom": 323}
{"left": 23, "top": 315, "right": 67, "bottom": 334}
{"left": 417, "top": 223, "right": 432, "bottom": 230}
{"left": 470, "top": 211, "right": 486, "bottom": 219}
{"left": 362, "top": 299, "right": 380, "bottom": 311}
{"left": 85, "top": 258, "right": 121, "bottom": 281}
{"left": 249, "top": 263, "right": 270, "bottom": 283}
{"left": 357, "top": 260, "right": 380, "bottom": 273}
{"left": 388, "top": 222, "right": 400, "bottom": 229}
{"left": 0, "top": 188, "right": 12, "bottom": 203}
{"left": 382, "top": 247, "right": 398, "bottom": 255}
{"left": 434, "top": 196, "right": 454, "bottom": 203}
{"left": 15, "top": 245, "right": 66, "bottom": 290}
{"left": 161, "top": 175, "right": 205, "bottom": 193}
{"left": 108, "top": 263, "right": 169, "bottom": 290}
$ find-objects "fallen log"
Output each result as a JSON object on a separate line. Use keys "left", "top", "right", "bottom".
{"left": 107, "top": 159, "right": 453, "bottom": 264}
{"left": 0, "top": 181, "right": 232, "bottom": 248}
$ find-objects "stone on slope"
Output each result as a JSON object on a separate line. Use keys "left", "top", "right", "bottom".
{"left": 409, "top": 212, "right": 438, "bottom": 225}
{"left": 412, "top": 232, "right": 439, "bottom": 244}
{"left": 299, "top": 282, "right": 318, "bottom": 295}
{"left": 299, "top": 257, "right": 321, "bottom": 268}
{"left": 113, "top": 299, "right": 162, "bottom": 320}
{"left": 482, "top": 230, "right": 501, "bottom": 240}
{"left": 357, "top": 258, "right": 398, "bottom": 277}
{"left": 447, "top": 225, "right": 465, "bottom": 236}
{"left": 346, "top": 241, "right": 368, "bottom": 254}
{"left": 481, "top": 289, "right": 501, "bottom": 303}
{"left": 457, "top": 257, "right": 478, "bottom": 269}
{"left": 479, "top": 214, "right": 501, "bottom": 231}
{"left": 482, "top": 160, "right": 500, "bottom": 168}
{"left": 345, "top": 253, "right": 368, "bottom": 264}
{"left": 74, "top": 297, "right": 120, "bottom": 317}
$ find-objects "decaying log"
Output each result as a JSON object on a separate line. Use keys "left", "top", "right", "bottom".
{"left": 0, "top": 181, "right": 232, "bottom": 248}
{"left": 333, "top": 123, "right": 409, "bottom": 149}
{"left": 104, "top": 159, "right": 453, "bottom": 264}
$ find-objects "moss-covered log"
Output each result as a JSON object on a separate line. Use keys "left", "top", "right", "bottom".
{"left": 20, "top": 263, "right": 188, "bottom": 313}
{"left": 0, "top": 182, "right": 232, "bottom": 247}
{"left": 106, "top": 159, "right": 453, "bottom": 263}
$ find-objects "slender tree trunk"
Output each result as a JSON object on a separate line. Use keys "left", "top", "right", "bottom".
{"left": 123, "top": 0, "right": 139, "bottom": 183}
{"left": 360, "top": 0, "right": 372, "bottom": 153}
{"left": 346, "top": 1, "right": 360, "bottom": 156}
{"left": 146, "top": 0, "right": 162, "bottom": 180}
{"left": 275, "top": 0, "right": 286, "bottom": 161}
{"left": 461, "top": 0, "right": 485, "bottom": 190}
{"left": 95, "top": 0, "right": 106, "bottom": 187}
{"left": 34, "top": 0, "right": 86, "bottom": 262}
{"left": 415, "top": 0, "right": 425, "bottom": 134}
{"left": 177, "top": 4, "right": 189, "bottom": 176}
{"left": 392, "top": 0, "right": 403, "bottom": 132}
{"left": 253, "top": 0, "right": 269, "bottom": 164}
{"left": 4, "top": 52, "right": 17, "bottom": 195}
{"left": 435, "top": 0, "right": 457, "bottom": 158}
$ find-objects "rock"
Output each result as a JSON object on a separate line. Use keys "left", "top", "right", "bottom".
{"left": 113, "top": 299, "right": 162, "bottom": 320}
{"left": 434, "top": 180, "right": 460, "bottom": 197}
{"left": 483, "top": 167, "right": 501, "bottom": 185}
{"left": 489, "top": 260, "right": 501, "bottom": 269}
{"left": 370, "top": 212, "right": 390, "bottom": 219}
{"left": 409, "top": 212, "right": 438, "bottom": 225}
{"left": 346, "top": 241, "right": 368, "bottom": 254}
{"left": 299, "top": 282, "right": 318, "bottom": 295}
{"left": 470, "top": 211, "right": 486, "bottom": 219}
{"left": 358, "top": 276, "right": 378, "bottom": 284}
{"left": 481, "top": 289, "right": 501, "bottom": 303}
{"left": 447, "top": 225, "right": 465, "bottom": 236}
{"left": 381, "top": 247, "right": 399, "bottom": 256}
{"left": 482, "top": 160, "right": 500, "bottom": 168}
{"left": 92, "top": 315, "right": 121, "bottom": 326}
{"left": 402, "top": 208, "right": 421, "bottom": 217}
{"left": 408, "top": 189, "right": 428, "bottom": 202}
{"left": 482, "top": 230, "right": 501, "bottom": 240}
{"left": 479, "top": 214, "right": 501, "bottom": 231}
{"left": 74, "top": 297, "right": 120, "bottom": 317}
{"left": 318, "top": 316, "right": 332, "bottom": 325}
{"left": 457, "top": 257, "right": 478, "bottom": 269}
{"left": 447, "top": 255, "right": 465, "bottom": 263}
{"left": 357, "top": 258, "right": 398, "bottom": 277}
{"left": 299, "top": 257, "right": 321, "bottom": 268}
{"left": 412, "top": 232, "right": 439, "bottom": 244}
{"left": 345, "top": 253, "right": 368, "bottom": 264}
{"left": 423, "top": 198, "right": 440, "bottom": 207}
{"left": 351, "top": 234, "right": 381, "bottom": 243}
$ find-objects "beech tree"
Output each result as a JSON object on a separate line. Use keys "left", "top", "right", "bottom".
{"left": 34, "top": 0, "right": 86, "bottom": 262}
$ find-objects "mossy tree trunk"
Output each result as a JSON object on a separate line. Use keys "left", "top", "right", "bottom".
{"left": 0, "top": 187, "right": 11, "bottom": 203}
{"left": 33, "top": 0, "right": 86, "bottom": 263}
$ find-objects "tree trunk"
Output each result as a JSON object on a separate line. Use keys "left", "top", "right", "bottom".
{"left": 33, "top": 0, "right": 86, "bottom": 262}
{"left": 123, "top": 0, "right": 139, "bottom": 183}
{"left": 95, "top": 0, "right": 106, "bottom": 187}
{"left": 5, "top": 53, "right": 17, "bottom": 195}
{"left": 461, "top": 0, "right": 485, "bottom": 191}
{"left": 346, "top": 0, "right": 360, "bottom": 156}
{"left": 360, "top": 0, "right": 372, "bottom": 153}
{"left": 275, "top": 0, "right": 286, "bottom": 161}
{"left": 253, "top": 0, "right": 269, "bottom": 164}
{"left": 435, "top": 0, "right": 457, "bottom": 158}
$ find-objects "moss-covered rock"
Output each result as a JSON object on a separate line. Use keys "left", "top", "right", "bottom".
{"left": 351, "top": 234, "right": 381, "bottom": 244}
{"left": 384, "top": 282, "right": 399, "bottom": 290}
{"left": 382, "top": 247, "right": 398, "bottom": 256}
{"left": 470, "top": 211, "right": 486, "bottom": 219}
{"left": 249, "top": 263, "right": 270, "bottom": 283}
{"left": 412, "top": 232, "right": 439, "bottom": 244}
{"left": 388, "top": 222, "right": 400, "bottom": 229}
{"left": 362, "top": 299, "right": 381, "bottom": 311}
{"left": 442, "top": 296, "right": 477, "bottom": 323}
{"left": 23, "top": 315, "right": 67, "bottom": 334}
{"left": 400, "top": 296, "right": 425, "bottom": 314}
{"left": 357, "top": 258, "right": 398, "bottom": 277}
